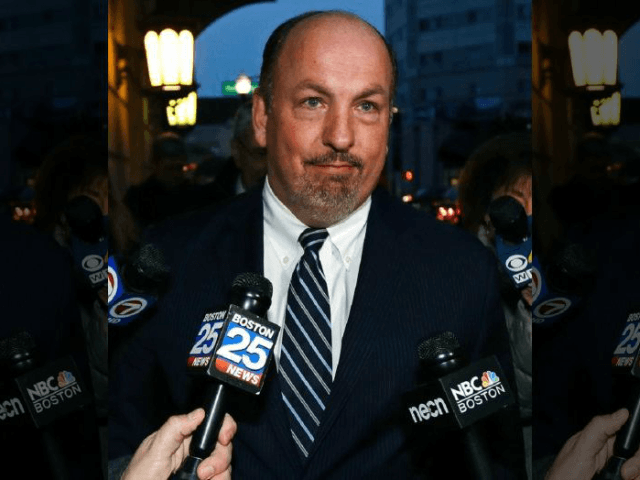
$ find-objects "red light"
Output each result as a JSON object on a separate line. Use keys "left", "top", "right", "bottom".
{"left": 403, "top": 170, "right": 414, "bottom": 182}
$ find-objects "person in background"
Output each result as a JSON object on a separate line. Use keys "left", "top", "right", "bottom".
{"left": 124, "top": 132, "right": 197, "bottom": 228}
{"left": 30, "top": 133, "right": 108, "bottom": 478}
{"left": 457, "top": 131, "right": 533, "bottom": 479}
{"left": 202, "top": 99, "right": 268, "bottom": 201}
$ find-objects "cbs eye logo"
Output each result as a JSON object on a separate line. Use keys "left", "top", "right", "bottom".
{"left": 505, "top": 254, "right": 528, "bottom": 272}
{"left": 82, "top": 254, "right": 104, "bottom": 273}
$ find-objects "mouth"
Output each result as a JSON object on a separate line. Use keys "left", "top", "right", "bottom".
{"left": 304, "top": 153, "right": 364, "bottom": 171}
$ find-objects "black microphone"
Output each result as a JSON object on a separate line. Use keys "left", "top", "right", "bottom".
{"left": 594, "top": 308, "right": 640, "bottom": 479}
{"left": 64, "top": 195, "right": 108, "bottom": 288}
{"left": 0, "top": 331, "right": 92, "bottom": 480}
{"left": 488, "top": 196, "right": 533, "bottom": 289}
{"left": 403, "top": 332, "right": 516, "bottom": 479}
{"left": 108, "top": 243, "right": 170, "bottom": 326}
{"left": 171, "top": 273, "right": 277, "bottom": 480}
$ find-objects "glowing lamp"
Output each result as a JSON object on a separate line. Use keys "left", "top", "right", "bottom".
{"left": 235, "top": 74, "right": 253, "bottom": 95}
{"left": 166, "top": 91, "right": 197, "bottom": 127}
{"left": 590, "top": 91, "right": 621, "bottom": 127}
{"left": 144, "top": 28, "right": 194, "bottom": 91}
{"left": 568, "top": 29, "right": 618, "bottom": 91}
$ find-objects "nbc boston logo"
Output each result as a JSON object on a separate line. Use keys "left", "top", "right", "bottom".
{"left": 450, "top": 370, "right": 506, "bottom": 413}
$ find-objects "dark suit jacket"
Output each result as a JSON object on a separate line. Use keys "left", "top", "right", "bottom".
{"left": 109, "top": 187, "right": 524, "bottom": 479}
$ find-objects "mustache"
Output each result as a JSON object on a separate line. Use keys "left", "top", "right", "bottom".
{"left": 304, "top": 152, "right": 364, "bottom": 169}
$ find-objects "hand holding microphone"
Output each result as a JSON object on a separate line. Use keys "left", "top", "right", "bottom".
{"left": 122, "top": 409, "right": 237, "bottom": 480}
{"left": 171, "top": 272, "right": 277, "bottom": 479}
{"left": 544, "top": 408, "right": 640, "bottom": 480}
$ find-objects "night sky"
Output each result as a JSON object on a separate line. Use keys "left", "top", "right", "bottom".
{"left": 195, "top": 0, "right": 384, "bottom": 98}
{"left": 195, "top": 1, "right": 638, "bottom": 98}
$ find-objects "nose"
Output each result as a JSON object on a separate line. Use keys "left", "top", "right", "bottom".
{"left": 322, "top": 105, "right": 355, "bottom": 152}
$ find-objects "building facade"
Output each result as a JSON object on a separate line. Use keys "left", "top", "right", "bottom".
{"left": 385, "top": 0, "right": 531, "bottom": 199}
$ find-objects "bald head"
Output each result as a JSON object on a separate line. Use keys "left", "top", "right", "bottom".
{"left": 257, "top": 10, "right": 397, "bottom": 111}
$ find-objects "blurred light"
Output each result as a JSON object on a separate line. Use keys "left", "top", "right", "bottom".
{"left": 590, "top": 91, "right": 621, "bottom": 127}
{"left": 235, "top": 74, "right": 253, "bottom": 95}
{"left": 182, "top": 162, "right": 197, "bottom": 172}
{"left": 144, "top": 28, "right": 194, "bottom": 89}
{"left": 568, "top": 29, "right": 617, "bottom": 89}
{"left": 402, "top": 194, "right": 414, "bottom": 203}
{"left": 403, "top": 170, "right": 414, "bottom": 182}
{"left": 167, "top": 91, "right": 197, "bottom": 127}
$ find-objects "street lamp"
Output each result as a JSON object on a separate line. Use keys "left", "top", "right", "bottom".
{"left": 235, "top": 74, "right": 253, "bottom": 95}
{"left": 567, "top": 28, "right": 618, "bottom": 92}
{"left": 166, "top": 91, "right": 197, "bottom": 127}
{"left": 144, "top": 28, "right": 195, "bottom": 92}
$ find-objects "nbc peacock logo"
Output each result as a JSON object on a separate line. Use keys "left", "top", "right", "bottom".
{"left": 57, "top": 371, "right": 76, "bottom": 388}
{"left": 481, "top": 371, "right": 499, "bottom": 388}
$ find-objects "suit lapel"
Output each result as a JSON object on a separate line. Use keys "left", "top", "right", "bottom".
{"left": 308, "top": 191, "right": 405, "bottom": 458}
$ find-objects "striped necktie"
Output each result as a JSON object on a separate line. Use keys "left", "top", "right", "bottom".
{"left": 280, "top": 228, "right": 332, "bottom": 458}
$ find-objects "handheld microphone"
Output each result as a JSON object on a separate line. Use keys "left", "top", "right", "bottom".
{"left": 171, "top": 273, "right": 277, "bottom": 480}
{"left": 594, "top": 308, "right": 640, "bottom": 479}
{"left": 531, "top": 243, "right": 596, "bottom": 326}
{"left": 403, "top": 332, "right": 515, "bottom": 479}
{"left": 0, "top": 331, "right": 92, "bottom": 480}
{"left": 107, "top": 244, "right": 170, "bottom": 326}
{"left": 64, "top": 195, "right": 108, "bottom": 288}
{"left": 488, "top": 196, "right": 532, "bottom": 290}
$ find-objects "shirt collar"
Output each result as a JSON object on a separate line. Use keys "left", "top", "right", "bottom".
{"left": 263, "top": 176, "right": 370, "bottom": 269}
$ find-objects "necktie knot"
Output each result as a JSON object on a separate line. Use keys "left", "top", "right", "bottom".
{"left": 299, "top": 228, "right": 328, "bottom": 254}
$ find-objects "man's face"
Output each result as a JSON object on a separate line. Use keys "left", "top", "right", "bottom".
{"left": 253, "top": 15, "right": 393, "bottom": 227}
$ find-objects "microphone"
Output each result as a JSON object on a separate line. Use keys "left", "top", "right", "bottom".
{"left": 171, "top": 273, "right": 278, "bottom": 479}
{"left": 488, "top": 196, "right": 532, "bottom": 290}
{"left": 108, "top": 244, "right": 170, "bottom": 326}
{"left": 531, "top": 242, "right": 596, "bottom": 326}
{"left": 594, "top": 308, "right": 640, "bottom": 479}
{"left": 0, "top": 331, "right": 92, "bottom": 480}
{"left": 403, "top": 332, "right": 516, "bottom": 479}
{"left": 64, "top": 195, "right": 108, "bottom": 288}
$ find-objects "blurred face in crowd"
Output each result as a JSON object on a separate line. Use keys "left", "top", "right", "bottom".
{"left": 253, "top": 14, "right": 393, "bottom": 227}
{"left": 231, "top": 128, "right": 268, "bottom": 189}
{"left": 492, "top": 174, "right": 532, "bottom": 217}
{"left": 155, "top": 156, "right": 189, "bottom": 189}
{"left": 68, "top": 175, "right": 109, "bottom": 216}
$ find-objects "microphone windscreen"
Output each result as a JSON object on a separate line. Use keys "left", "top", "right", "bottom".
{"left": 488, "top": 196, "right": 528, "bottom": 243}
{"left": 232, "top": 272, "right": 273, "bottom": 299}
{"left": 64, "top": 195, "right": 104, "bottom": 243}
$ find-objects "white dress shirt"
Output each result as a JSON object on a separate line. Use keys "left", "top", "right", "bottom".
{"left": 262, "top": 177, "right": 370, "bottom": 379}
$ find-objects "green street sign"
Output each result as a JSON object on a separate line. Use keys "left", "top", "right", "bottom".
{"left": 222, "top": 81, "right": 259, "bottom": 96}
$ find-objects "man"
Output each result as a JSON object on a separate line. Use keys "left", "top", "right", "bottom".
{"left": 110, "top": 11, "right": 523, "bottom": 478}
{"left": 124, "top": 132, "right": 197, "bottom": 228}
{"left": 199, "top": 99, "right": 268, "bottom": 201}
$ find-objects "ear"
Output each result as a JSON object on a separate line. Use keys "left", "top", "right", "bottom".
{"left": 252, "top": 89, "right": 268, "bottom": 148}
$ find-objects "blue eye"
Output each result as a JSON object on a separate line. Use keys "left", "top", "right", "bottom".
{"left": 303, "top": 97, "right": 322, "bottom": 108}
{"left": 359, "top": 101, "right": 377, "bottom": 112}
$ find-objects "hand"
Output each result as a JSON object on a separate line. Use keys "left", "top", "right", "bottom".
{"left": 545, "top": 408, "right": 632, "bottom": 480}
{"left": 121, "top": 408, "right": 237, "bottom": 480}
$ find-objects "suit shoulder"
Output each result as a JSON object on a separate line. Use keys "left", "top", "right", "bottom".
{"left": 372, "top": 189, "right": 490, "bottom": 260}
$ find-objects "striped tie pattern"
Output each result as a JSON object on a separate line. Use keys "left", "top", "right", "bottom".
{"left": 280, "top": 228, "right": 332, "bottom": 458}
